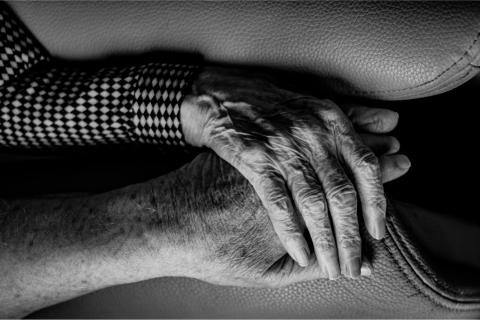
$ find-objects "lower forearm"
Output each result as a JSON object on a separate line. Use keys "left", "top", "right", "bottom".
{"left": 1, "top": 243, "right": 134, "bottom": 318}
{"left": 0, "top": 180, "right": 177, "bottom": 318}
{"left": 0, "top": 150, "right": 296, "bottom": 317}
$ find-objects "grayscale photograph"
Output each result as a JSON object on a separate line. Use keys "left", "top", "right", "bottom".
{"left": 0, "top": 1, "right": 479, "bottom": 319}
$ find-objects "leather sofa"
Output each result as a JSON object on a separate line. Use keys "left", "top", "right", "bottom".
{"left": 1, "top": 1, "right": 480, "bottom": 318}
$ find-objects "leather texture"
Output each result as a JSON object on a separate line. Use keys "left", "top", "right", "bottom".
{"left": 28, "top": 198, "right": 480, "bottom": 319}
{"left": 6, "top": 1, "right": 480, "bottom": 101}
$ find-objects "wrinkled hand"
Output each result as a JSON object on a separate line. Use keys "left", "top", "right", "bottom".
{"left": 181, "top": 67, "right": 405, "bottom": 279}
{"left": 164, "top": 142, "right": 403, "bottom": 287}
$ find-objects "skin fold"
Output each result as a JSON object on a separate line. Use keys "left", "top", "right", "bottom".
{"left": 181, "top": 67, "right": 403, "bottom": 279}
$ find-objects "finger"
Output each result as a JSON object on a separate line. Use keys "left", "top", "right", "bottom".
{"left": 340, "top": 104, "right": 399, "bottom": 133}
{"left": 340, "top": 131, "right": 387, "bottom": 241}
{"left": 314, "top": 154, "right": 362, "bottom": 279}
{"left": 265, "top": 252, "right": 328, "bottom": 286}
{"left": 378, "top": 154, "right": 411, "bottom": 183}
{"left": 250, "top": 170, "right": 311, "bottom": 267}
{"left": 285, "top": 161, "right": 340, "bottom": 278}
{"left": 361, "top": 256, "right": 373, "bottom": 277}
{"left": 275, "top": 253, "right": 374, "bottom": 287}
{"left": 359, "top": 133, "right": 400, "bottom": 156}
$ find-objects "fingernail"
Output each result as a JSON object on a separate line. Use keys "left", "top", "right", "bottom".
{"left": 395, "top": 112, "right": 399, "bottom": 118}
{"left": 326, "top": 264, "right": 341, "bottom": 280}
{"left": 361, "top": 264, "right": 372, "bottom": 276}
{"left": 345, "top": 257, "right": 361, "bottom": 279}
{"left": 295, "top": 247, "right": 310, "bottom": 267}
{"left": 371, "top": 217, "right": 386, "bottom": 240}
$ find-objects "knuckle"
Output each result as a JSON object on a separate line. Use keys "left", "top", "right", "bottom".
{"left": 303, "top": 214, "right": 337, "bottom": 253}
{"left": 266, "top": 198, "right": 300, "bottom": 234}
{"left": 368, "top": 195, "right": 387, "bottom": 217}
{"left": 295, "top": 187, "right": 328, "bottom": 218}
{"left": 311, "top": 229, "right": 337, "bottom": 252}
{"left": 302, "top": 198, "right": 328, "bottom": 219}
{"left": 255, "top": 170, "right": 283, "bottom": 191}
{"left": 317, "top": 100, "right": 342, "bottom": 120}
{"left": 283, "top": 231, "right": 306, "bottom": 246}
{"left": 267, "top": 196, "right": 293, "bottom": 218}
{"left": 327, "top": 184, "right": 357, "bottom": 211}
{"left": 263, "top": 186, "right": 288, "bottom": 205}
{"left": 320, "top": 99, "right": 340, "bottom": 111}
{"left": 356, "top": 150, "right": 381, "bottom": 174}
{"left": 338, "top": 229, "right": 362, "bottom": 251}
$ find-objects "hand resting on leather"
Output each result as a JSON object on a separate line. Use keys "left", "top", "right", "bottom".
{"left": 0, "top": 105, "right": 409, "bottom": 318}
{"left": 181, "top": 67, "right": 405, "bottom": 279}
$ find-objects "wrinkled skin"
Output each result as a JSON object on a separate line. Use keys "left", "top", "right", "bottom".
{"left": 155, "top": 131, "right": 405, "bottom": 287}
{"left": 182, "top": 67, "right": 397, "bottom": 279}
{"left": 167, "top": 150, "right": 329, "bottom": 287}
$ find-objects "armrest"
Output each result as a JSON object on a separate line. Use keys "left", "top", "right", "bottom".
{"left": 6, "top": 1, "right": 480, "bottom": 100}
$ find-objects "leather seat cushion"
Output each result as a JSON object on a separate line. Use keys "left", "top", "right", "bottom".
{"left": 6, "top": 1, "right": 480, "bottom": 100}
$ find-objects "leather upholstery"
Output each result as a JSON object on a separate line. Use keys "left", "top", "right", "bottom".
{"left": 6, "top": 1, "right": 480, "bottom": 100}
{"left": 27, "top": 198, "right": 480, "bottom": 318}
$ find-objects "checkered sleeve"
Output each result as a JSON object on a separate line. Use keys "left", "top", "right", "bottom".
{"left": 0, "top": 5, "right": 200, "bottom": 153}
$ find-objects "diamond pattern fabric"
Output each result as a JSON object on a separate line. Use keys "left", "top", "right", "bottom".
{"left": 130, "top": 63, "right": 198, "bottom": 147}
{"left": 0, "top": 5, "right": 198, "bottom": 152}
{"left": 0, "top": 5, "right": 50, "bottom": 87}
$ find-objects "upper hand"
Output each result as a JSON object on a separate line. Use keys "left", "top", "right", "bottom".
{"left": 181, "top": 67, "right": 405, "bottom": 279}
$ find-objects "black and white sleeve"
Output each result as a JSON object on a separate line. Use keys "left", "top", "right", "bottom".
{"left": 0, "top": 5, "right": 199, "bottom": 153}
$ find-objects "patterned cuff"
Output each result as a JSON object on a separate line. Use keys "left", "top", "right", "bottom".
{"left": 129, "top": 63, "right": 200, "bottom": 150}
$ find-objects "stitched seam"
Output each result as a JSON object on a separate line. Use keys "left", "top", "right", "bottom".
{"left": 388, "top": 219, "right": 468, "bottom": 301}
{"left": 348, "top": 30, "right": 480, "bottom": 95}
{"left": 385, "top": 213, "right": 480, "bottom": 311}
{"left": 397, "top": 63, "right": 479, "bottom": 100}
{"left": 383, "top": 231, "right": 459, "bottom": 311}
{"left": 389, "top": 215, "right": 457, "bottom": 295}
{"left": 387, "top": 199, "right": 480, "bottom": 298}
{"left": 383, "top": 240, "right": 437, "bottom": 308}
{"left": 381, "top": 203, "right": 450, "bottom": 309}
{"left": 390, "top": 201, "right": 480, "bottom": 298}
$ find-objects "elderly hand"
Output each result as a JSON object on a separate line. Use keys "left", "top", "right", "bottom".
{"left": 162, "top": 139, "right": 407, "bottom": 287}
{"left": 181, "top": 67, "right": 408, "bottom": 279}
